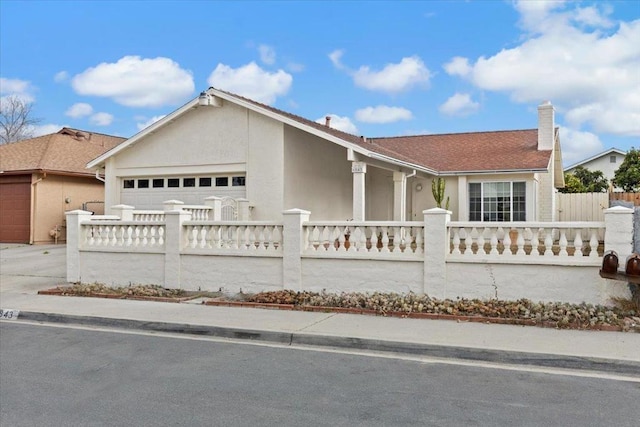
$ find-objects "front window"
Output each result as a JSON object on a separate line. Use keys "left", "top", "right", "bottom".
{"left": 469, "top": 182, "right": 526, "bottom": 221}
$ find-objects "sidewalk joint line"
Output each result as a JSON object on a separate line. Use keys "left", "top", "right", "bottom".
{"left": 295, "top": 312, "right": 338, "bottom": 332}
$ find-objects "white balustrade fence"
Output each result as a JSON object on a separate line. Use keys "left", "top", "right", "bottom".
{"left": 81, "top": 221, "right": 165, "bottom": 250}
{"left": 183, "top": 221, "right": 282, "bottom": 255}
{"left": 132, "top": 211, "right": 165, "bottom": 222}
{"left": 303, "top": 222, "right": 423, "bottom": 258}
{"left": 448, "top": 222, "right": 605, "bottom": 261}
{"left": 66, "top": 206, "right": 635, "bottom": 304}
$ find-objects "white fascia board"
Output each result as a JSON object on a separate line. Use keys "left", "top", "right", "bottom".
{"left": 438, "top": 168, "right": 548, "bottom": 176}
{"left": 86, "top": 98, "right": 201, "bottom": 169}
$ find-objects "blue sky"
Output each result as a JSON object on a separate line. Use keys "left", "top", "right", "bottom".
{"left": 1, "top": 0, "right": 638, "bottom": 166}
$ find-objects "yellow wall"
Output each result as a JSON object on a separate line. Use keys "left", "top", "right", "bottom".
{"left": 32, "top": 174, "right": 105, "bottom": 244}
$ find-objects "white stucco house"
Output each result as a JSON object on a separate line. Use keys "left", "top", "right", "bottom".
{"left": 87, "top": 89, "right": 564, "bottom": 222}
{"left": 564, "top": 148, "right": 627, "bottom": 191}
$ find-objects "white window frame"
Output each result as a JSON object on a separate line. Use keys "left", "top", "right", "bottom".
{"left": 468, "top": 181, "right": 526, "bottom": 222}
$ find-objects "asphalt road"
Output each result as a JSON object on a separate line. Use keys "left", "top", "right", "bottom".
{"left": 1, "top": 322, "right": 638, "bottom": 427}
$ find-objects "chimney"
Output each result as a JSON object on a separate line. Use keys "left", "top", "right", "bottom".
{"left": 325, "top": 116, "right": 331, "bottom": 127}
{"left": 537, "top": 101, "right": 554, "bottom": 151}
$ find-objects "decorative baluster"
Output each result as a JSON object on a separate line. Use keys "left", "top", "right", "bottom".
{"left": 530, "top": 228, "right": 539, "bottom": 255}
{"left": 255, "top": 226, "right": 265, "bottom": 251}
{"left": 543, "top": 229, "right": 554, "bottom": 256}
{"left": 516, "top": 228, "right": 526, "bottom": 255}
{"left": 148, "top": 225, "right": 156, "bottom": 247}
{"left": 302, "top": 226, "right": 310, "bottom": 252}
{"left": 476, "top": 228, "right": 485, "bottom": 255}
{"left": 451, "top": 228, "right": 461, "bottom": 255}
{"left": 589, "top": 229, "right": 599, "bottom": 258}
{"left": 246, "top": 226, "right": 255, "bottom": 250}
{"left": 559, "top": 229, "right": 568, "bottom": 256}
{"left": 463, "top": 228, "right": 473, "bottom": 255}
{"left": 380, "top": 227, "right": 390, "bottom": 253}
{"left": 337, "top": 227, "right": 346, "bottom": 252}
{"left": 503, "top": 228, "right": 512, "bottom": 255}
{"left": 573, "top": 229, "right": 583, "bottom": 257}
{"left": 414, "top": 227, "right": 423, "bottom": 254}
{"left": 369, "top": 226, "right": 378, "bottom": 252}
{"left": 488, "top": 228, "right": 498, "bottom": 255}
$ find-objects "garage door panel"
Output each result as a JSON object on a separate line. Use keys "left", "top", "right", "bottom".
{"left": 0, "top": 178, "right": 31, "bottom": 243}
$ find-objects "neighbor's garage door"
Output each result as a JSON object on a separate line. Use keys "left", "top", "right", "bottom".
{"left": 0, "top": 175, "right": 31, "bottom": 243}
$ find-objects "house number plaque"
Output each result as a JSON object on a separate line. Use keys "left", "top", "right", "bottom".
{"left": 351, "top": 162, "right": 366, "bottom": 173}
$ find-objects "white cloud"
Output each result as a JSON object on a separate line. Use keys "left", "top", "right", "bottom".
{"left": 54, "top": 71, "right": 69, "bottom": 83}
{"left": 443, "top": 56, "right": 471, "bottom": 77}
{"left": 287, "top": 62, "right": 305, "bottom": 73}
{"left": 0, "top": 77, "right": 35, "bottom": 103}
{"left": 559, "top": 126, "right": 603, "bottom": 166}
{"left": 207, "top": 62, "right": 292, "bottom": 104}
{"left": 71, "top": 56, "right": 195, "bottom": 108}
{"left": 352, "top": 56, "right": 431, "bottom": 94}
{"left": 328, "top": 49, "right": 346, "bottom": 69}
{"left": 574, "top": 5, "right": 614, "bottom": 28}
{"left": 136, "top": 115, "right": 166, "bottom": 131}
{"left": 65, "top": 103, "right": 93, "bottom": 118}
{"left": 315, "top": 114, "right": 358, "bottom": 134}
{"left": 258, "top": 44, "right": 276, "bottom": 65}
{"left": 89, "top": 112, "right": 114, "bottom": 126}
{"left": 355, "top": 105, "right": 413, "bottom": 123}
{"left": 438, "top": 93, "right": 480, "bottom": 117}
{"left": 451, "top": 4, "right": 640, "bottom": 136}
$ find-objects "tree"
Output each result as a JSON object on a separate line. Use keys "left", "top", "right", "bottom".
{"left": 0, "top": 95, "right": 42, "bottom": 144}
{"left": 559, "top": 166, "right": 609, "bottom": 193}
{"left": 613, "top": 147, "right": 640, "bottom": 192}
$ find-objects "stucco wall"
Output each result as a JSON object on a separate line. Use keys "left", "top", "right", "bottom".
{"left": 302, "top": 258, "right": 423, "bottom": 294}
{"left": 247, "top": 111, "right": 284, "bottom": 220}
{"left": 181, "top": 255, "right": 283, "bottom": 293}
{"left": 283, "top": 126, "right": 352, "bottom": 220}
{"left": 409, "top": 176, "right": 458, "bottom": 220}
{"left": 444, "top": 263, "right": 623, "bottom": 305}
{"left": 365, "top": 166, "right": 393, "bottom": 220}
{"left": 79, "top": 251, "right": 165, "bottom": 286}
{"left": 33, "top": 175, "right": 104, "bottom": 244}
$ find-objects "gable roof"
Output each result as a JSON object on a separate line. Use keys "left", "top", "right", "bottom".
{"left": 87, "top": 88, "right": 554, "bottom": 175}
{"left": 0, "top": 128, "right": 125, "bottom": 177}
{"left": 564, "top": 148, "right": 627, "bottom": 171}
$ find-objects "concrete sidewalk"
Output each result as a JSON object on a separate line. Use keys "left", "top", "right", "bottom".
{"left": 1, "top": 244, "right": 639, "bottom": 376}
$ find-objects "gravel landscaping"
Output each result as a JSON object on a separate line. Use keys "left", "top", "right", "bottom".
{"left": 42, "top": 284, "right": 639, "bottom": 332}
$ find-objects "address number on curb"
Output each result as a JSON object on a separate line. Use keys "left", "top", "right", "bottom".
{"left": 0, "top": 309, "right": 20, "bottom": 320}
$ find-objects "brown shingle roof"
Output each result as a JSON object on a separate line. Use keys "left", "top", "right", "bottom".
{"left": 369, "top": 129, "right": 551, "bottom": 173}
{"left": 218, "top": 89, "right": 551, "bottom": 173}
{"left": 0, "top": 128, "right": 125, "bottom": 176}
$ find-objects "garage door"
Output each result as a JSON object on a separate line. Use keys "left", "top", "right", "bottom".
{"left": 0, "top": 175, "right": 31, "bottom": 243}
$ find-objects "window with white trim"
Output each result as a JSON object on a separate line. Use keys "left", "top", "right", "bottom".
{"left": 469, "top": 182, "right": 526, "bottom": 221}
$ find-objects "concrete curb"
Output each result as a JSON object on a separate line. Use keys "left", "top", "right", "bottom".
{"left": 16, "top": 311, "right": 640, "bottom": 377}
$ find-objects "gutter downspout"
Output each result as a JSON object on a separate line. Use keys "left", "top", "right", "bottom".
{"left": 95, "top": 169, "right": 105, "bottom": 182}
{"left": 30, "top": 172, "right": 46, "bottom": 244}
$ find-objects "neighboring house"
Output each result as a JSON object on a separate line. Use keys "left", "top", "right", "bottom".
{"left": 564, "top": 148, "right": 627, "bottom": 191}
{"left": 87, "top": 89, "right": 564, "bottom": 223}
{"left": 0, "top": 128, "right": 125, "bottom": 243}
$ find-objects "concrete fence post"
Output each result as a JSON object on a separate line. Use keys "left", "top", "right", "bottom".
{"left": 604, "top": 206, "right": 635, "bottom": 261}
{"left": 204, "top": 196, "right": 222, "bottom": 221}
{"left": 163, "top": 210, "right": 192, "bottom": 288}
{"left": 163, "top": 199, "right": 185, "bottom": 212}
{"left": 65, "top": 210, "right": 93, "bottom": 283}
{"left": 111, "top": 204, "right": 134, "bottom": 221}
{"left": 282, "top": 209, "right": 311, "bottom": 290}
{"left": 423, "top": 208, "right": 451, "bottom": 298}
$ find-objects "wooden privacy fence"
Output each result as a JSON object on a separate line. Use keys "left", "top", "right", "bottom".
{"left": 610, "top": 192, "right": 640, "bottom": 206}
{"left": 556, "top": 192, "right": 609, "bottom": 221}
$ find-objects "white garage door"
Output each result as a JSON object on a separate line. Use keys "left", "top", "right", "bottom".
{"left": 120, "top": 175, "right": 246, "bottom": 210}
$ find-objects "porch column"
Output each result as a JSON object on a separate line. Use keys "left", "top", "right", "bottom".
{"left": 393, "top": 171, "right": 406, "bottom": 221}
{"left": 352, "top": 162, "right": 367, "bottom": 221}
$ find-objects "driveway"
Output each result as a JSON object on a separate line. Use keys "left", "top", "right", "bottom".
{"left": 0, "top": 244, "right": 66, "bottom": 294}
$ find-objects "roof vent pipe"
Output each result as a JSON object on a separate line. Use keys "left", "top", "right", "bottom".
{"left": 325, "top": 116, "right": 331, "bottom": 127}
